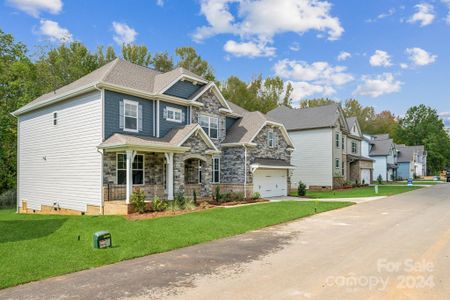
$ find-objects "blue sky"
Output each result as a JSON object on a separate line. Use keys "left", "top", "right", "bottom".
{"left": 1, "top": 0, "right": 450, "bottom": 125}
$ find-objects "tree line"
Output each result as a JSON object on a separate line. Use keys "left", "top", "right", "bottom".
{"left": 1, "top": 28, "right": 449, "bottom": 194}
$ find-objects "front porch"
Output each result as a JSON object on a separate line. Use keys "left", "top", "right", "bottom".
{"left": 98, "top": 124, "right": 219, "bottom": 213}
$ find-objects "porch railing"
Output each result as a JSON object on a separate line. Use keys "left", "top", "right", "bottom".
{"left": 104, "top": 183, "right": 126, "bottom": 201}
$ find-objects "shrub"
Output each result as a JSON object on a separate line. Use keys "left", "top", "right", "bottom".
{"left": 184, "top": 197, "right": 196, "bottom": 210}
{"left": 252, "top": 192, "right": 261, "bottom": 200}
{"left": 152, "top": 196, "right": 168, "bottom": 212}
{"left": 213, "top": 186, "right": 222, "bottom": 204}
{"left": 131, "top": 189, "right": 146, "bottom": 213}
{"left": 362, "top": 179, "right": 366, "bottom": 185}
{"left": 232, "top": 192, "right": 245, "bottom": 201}
{"left": 0, "top": 189, "right": 16, "bottom": 209}
{"left": 174, "top": 192, "right": 186, "bottom": 209}
{"left": 297, "top": 181, "right": 306, "bottom": 197}
{"left": 222, "top": 192, "right": 232, "bottom": 202}
{"left": 377, "top": 174, "right": 383, "bottom": 184}
{"left": 193, "top": 189, "right": 197, "bottom": 205}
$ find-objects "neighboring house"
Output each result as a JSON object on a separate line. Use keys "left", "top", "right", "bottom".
{"left": 267, "top": 104, "right": 373, "bottom": 190}
{"left": 14, "top": 58, "right": 294, "bottom": 215}
{"left": 366, "top": 134, "right": 398, "bottom": 181}
{"left": 345, "top": 117, "right": 374, "bottom": 185}
{"left": 396, "top": 144, "right": 427, "bottom": 179}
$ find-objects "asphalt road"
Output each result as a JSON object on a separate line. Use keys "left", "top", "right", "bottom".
{"left": 1, "top": 184, "right": 449, "bottom": 300}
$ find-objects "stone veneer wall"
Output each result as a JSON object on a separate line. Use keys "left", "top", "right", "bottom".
{"left": 174, "top": 133, "right": 213, "bottom": 197}
{"left": 103, "top": 151, "right": 166, "bottom": 200}
{"left": 191, "top": 89, "right": 226, "bottom": 147}
{"left": 246, "top": 125, "right": 292, "bottom": 187}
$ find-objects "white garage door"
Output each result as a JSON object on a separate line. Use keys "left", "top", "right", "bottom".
{"left": 253, "top": 169, "right": 287, "bottom": 198}
{"left": 361, "top": 169, "right": 371, "bottom": 185}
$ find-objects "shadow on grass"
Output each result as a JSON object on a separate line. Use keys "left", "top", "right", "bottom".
{"left": 0, "top": 219, "right": 67, "bottom": 243}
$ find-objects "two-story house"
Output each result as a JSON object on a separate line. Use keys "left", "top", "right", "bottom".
{"left": 268, "top": 104, "right": 367, "bottom": 190}
{"left": 366, "top": 134, "right": 398, "bottom": 181}
{"left": 396, "top": 144, "right": 427, "bottom": 179}
{"left": 344, "top": 117, "right": 374, "bottom": 185}
{"left": 13, "top": 59, "right": 294, "bottom": 215}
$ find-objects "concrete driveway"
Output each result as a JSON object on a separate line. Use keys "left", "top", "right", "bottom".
{"left": 1, "top": 185, "right": 449, "bottom": 299}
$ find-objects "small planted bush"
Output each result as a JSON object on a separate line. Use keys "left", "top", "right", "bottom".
{"left": 174, "top": 192, "right": 186, "bottom": 209}
{"left": 377, "top": 174, "right": 383, "bottom": 184}
{"left": 184, "top": 197, "right": 196, "bottom": 210}
{"left": 297, "top": 181, "right": 306, "bottom": 197}
{"left": 131, "top": 189, "right": 146, "bottom": 214}
{"left": 193, "top": 189, "right": 197, "bottom": 205}
{"left": 152, "top": 195, "right": 168, "bottom": 212}
{"left": 252, "top": 192, "right": 261, "bottom": 200}
{"left": 213, "top": 186, "right": 222, "bottom": 204}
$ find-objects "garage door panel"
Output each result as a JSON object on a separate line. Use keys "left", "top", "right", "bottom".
{"left": 253, "top": 169, "right": 288, "bottom": 198}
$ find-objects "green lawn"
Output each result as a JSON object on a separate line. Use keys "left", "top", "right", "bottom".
{"left": 0, "top": 201, "right": 352, "bottom": 289}
{"left": 290, "top": 185, "right": 422, "bottom": 198}
{"left": 385, "top": 181, "right": 444, "bottom": 185}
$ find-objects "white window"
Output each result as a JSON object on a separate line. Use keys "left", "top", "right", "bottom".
{"left": 124, "top": 100, "right": 138, "bottom": 132}
{"left": 166, "top": 107, "right": 182, "bottom": 123}
{"left": 212, "top": 157, "right": 220, "bottom": 183}
{"left": 267, "top": 130, "right": 274, "bottom": 147}
{"left": 199, "top": 115, "right": 219, "bottom": 139}
{"left": 336, "top": 133, "right": 340, "bottom": 148}
{"left": 53, "top": 112, "right": 58, "bottom": 126}
{"left": 117, "top": 153, "right": 144, "bottom": 185}
{"left": 352, "top": 141, "right": 357, "bottom": 154}
{"left": 336, "top": 158, "right": 340, "bottom": 169}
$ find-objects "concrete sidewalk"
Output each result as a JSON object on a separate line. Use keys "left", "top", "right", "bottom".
{"left": 268, "top": 195, "right": 387, "bottom": 204}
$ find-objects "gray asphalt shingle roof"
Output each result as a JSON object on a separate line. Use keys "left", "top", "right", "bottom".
{"left": 14, "top": 59, "right": 208, "bottom": 115}
{"left": 396, "top": 145, "right": 425, "bottom": 163}
{"left": 369, "top": 138, "right": 394, "bottom": 156}
{"left": 267, "top": 103, "right": 341, "bottom": 131}
{"left": 223, "top": 110, "right": 268, "bottom": 144}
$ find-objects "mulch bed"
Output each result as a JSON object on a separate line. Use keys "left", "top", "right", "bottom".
{"left": 127, "top": 199, "right": 269, "bottom": 220}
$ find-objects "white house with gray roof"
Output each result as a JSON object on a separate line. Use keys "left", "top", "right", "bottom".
{"left": 268, "top": 104, "right": 373, "bottom": 190}
{"left": 14, "top": 58, "right": 294, "bottom": 215}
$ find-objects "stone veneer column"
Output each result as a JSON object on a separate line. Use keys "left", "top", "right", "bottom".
{"left": 201, "top": 156, "right": 212, "bottom": 196}
{"left": 173, "top": 153, "right": 185, "bottom": 196}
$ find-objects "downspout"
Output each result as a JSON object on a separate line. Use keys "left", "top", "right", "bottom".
{"left": 94, "top": 84, "right": 105, "bottom": 214}
{"left": 244, "top": 145, "right": 247, "bottom": 199}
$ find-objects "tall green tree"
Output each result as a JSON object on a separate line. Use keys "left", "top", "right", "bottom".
{"left": 152, "top": 51, "right": 174, "bottom": 72}
{"left": 175, "top": 47, "right": 215, "bottom": 81}
{"left": 121, "top": 44, "right": 151, "bottom": 66}
{"left": 342, "top": 99, "right": 376, "bottom": 133}
{"left": 282, "top": 82, "right": 293, "bottom": 108}
{"left": 0, "top": 29, "right": 40, "bottom": 193}
{"left": 299, "top": 98, "right": 336, "bottom": 108}
{"left": 395, "top": 105, "right": 450, "bottom": 174}
{"left": 96, "top": 45, "right": 116, "bottom": 65}
{"left": 36, "top": 42, "right": 102, "bottom": 93}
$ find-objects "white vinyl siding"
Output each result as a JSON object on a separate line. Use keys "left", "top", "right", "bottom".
{"left": 289, "top": 128, "right": 333, "bottom": 188}
{"left": 18, "top": 91, "right": 103, "bottom": 212}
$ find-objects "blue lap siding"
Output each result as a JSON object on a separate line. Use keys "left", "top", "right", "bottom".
{"left": 104, "top": 90, "right": 154, "bottom": 139}
{"left": 159, "top": 101, "right": 188, "bottom": 137}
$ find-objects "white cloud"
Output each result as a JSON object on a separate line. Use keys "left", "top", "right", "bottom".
{"left": 408, "top": 3, "right": 435, "bottom": 27}
{"left": 406, "top": 47, "right": 437, "bottom": 66}
{"left": 194, "top": 0, "right": 343, "bottom": 57}
{"left": 353, "top": 73, "right": 402, "bottom": 98}
{"left": 289, "top": 42, "right": 301, "bottom": 52}
{"left": 112, "top": 22, "right": 137, "bottom": 45}
{"left": 400, "top": 63, "right": 409, "bottom": 69}
{"left": 38, "top": 19, "right": 72, "bottom": 43}
{"left": 369, "top": 50, "right": 392, "bottom": 67}
{"left": 224, "top": 40, "right": 275, "bottom": 57}
{"left": 366, "top": 7, "right": 396, "bottom": 23}
{"left": 442, "top": 0, "right": 450, "bottom": 24}
{"left": 156, "top": 0, "right": 164, "bottom": 6}
{"left": 337, "top": 51, "right": 351, "bottom": 61}
{"left": 274, "top": 59, "right": 353, "bottom": 100}
{"left": 7, "top": 0, "right": 62, "bottom": 17}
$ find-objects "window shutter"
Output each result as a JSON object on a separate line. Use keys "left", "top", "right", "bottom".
{"left": 138, "top": 104, "right": 143, "bottom": 131}
{"left": 182, "top": 112, "right": 186, "bottom": 123}
{"left": 119, "top": 100, "right": 124, "bottom": 129}
{"left": 163, "top": 108, "right": 168, "bottom": 119}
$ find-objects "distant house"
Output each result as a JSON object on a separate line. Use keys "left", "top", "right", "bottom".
{"left": 366, "top": 134, "right": 398, "bottom": 181}
{"left": 396, "top": 145, "right": 427, "bottom": 179}
{"left": 13, "top": 59, "right": 294, "bottom": 215}
{"left": 268, "top": 104, "right": 373, "bottom": 190}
